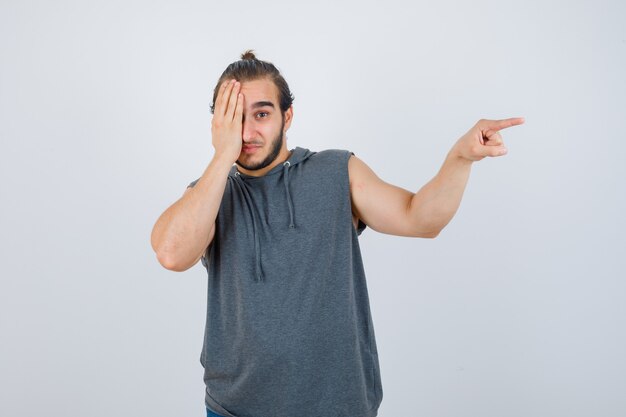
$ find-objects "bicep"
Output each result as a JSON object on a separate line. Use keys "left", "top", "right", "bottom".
{"left": 348, "top": 155, "right": 433, "bottom": 237}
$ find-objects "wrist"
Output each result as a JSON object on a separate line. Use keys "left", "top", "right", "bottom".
{"left": 211, "top": 151, "right": 237, "bottom": 169}
{"left": 447, "top": 148, "right": 474, "bottom": 166}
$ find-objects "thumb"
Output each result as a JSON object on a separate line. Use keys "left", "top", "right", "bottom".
{"left": 481, "top": 145, "right": 508, "bottom": 157}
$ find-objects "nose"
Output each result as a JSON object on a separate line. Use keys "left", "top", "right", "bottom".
{"left": 241, "top": 116, "right": 257, "bottom": 143}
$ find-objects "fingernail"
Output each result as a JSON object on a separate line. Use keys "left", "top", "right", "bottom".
{"left": 500, "top": 148, "right": 508, "bottom": 155}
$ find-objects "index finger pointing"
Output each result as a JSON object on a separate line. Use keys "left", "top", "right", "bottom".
{"left": 481, "top": 117, "right": 525, "bottom": 132}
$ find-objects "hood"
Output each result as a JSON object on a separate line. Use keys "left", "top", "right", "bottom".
{"left": 229, "top": 147, "right": 315, "bottom": 282}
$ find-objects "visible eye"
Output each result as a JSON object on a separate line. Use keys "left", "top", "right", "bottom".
{"left": 256, "top": 112, "right": 269, "bottom": 119}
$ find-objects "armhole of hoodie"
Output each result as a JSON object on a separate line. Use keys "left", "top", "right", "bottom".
{"left": 200, "top": 245, "right": 209, "bottom": 269}
{"left": 346, "top": 151, "right": 367, "bottom": 236}
{"left": 187, "top": 178, "right": 200, "bottom": 188}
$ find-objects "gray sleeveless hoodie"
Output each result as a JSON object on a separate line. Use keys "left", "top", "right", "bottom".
{"left": 187, "top": 147, "right": 383, "bottom": 417}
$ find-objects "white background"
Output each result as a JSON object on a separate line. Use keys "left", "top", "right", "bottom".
{"left": 1, "top": 0, "right": 625, "bottom": 416}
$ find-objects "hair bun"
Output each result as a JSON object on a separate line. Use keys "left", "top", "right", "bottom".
{"left": 240, "top": 49, "right": 257, "bottom": 60}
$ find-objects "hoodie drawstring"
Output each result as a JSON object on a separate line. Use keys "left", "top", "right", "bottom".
{"left": 232, "top": 157, "right": 298, "bottom": 283}
{"left": 283, "top": 161, "right": 295, "bottom": 229}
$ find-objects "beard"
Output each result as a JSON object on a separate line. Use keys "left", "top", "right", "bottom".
{"left": 236, "top": 116, "right": 285, "bottom": 171}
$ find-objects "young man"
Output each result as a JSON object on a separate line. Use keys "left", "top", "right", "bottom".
{"left": 150, "top": 50, "right": 524, "bottom": 417}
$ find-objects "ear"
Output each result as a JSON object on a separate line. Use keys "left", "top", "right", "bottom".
{"left": 283, "top": 105, "right": 293, "bottom": 132}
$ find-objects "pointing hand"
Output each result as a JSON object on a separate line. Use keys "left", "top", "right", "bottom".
{"left": 452, "top": 117, "right": 525, "bottom": 162}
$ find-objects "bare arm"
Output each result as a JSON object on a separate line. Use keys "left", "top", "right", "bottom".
{"left": 150, "top": 78, "right": 245, "bottom": 271}
{"left": 349, "top": 152, "right": 471, "bottom": 238}
{"left": 349, "top": 117, "right": 525, "bottom": 238}
{"left": 150, "top": 156, "right": 233, "bottom": 271}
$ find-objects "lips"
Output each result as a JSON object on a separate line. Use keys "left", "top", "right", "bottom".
{"left": 242, "top": 144, "right": 261, "bottom": 154}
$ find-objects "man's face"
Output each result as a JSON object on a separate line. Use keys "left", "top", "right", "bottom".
{"left": 236, "top": 78, "right": 291, "bottom": 171}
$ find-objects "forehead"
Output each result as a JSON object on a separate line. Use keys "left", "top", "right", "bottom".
{"left": 238, "top": 78, "right": 279, "bottom": 109}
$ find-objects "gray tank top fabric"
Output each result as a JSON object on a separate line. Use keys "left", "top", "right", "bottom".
{"left": 187, "top": 147, "right": 383, "bottom": 417}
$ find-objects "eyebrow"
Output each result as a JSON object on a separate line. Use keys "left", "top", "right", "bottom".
{"left": 250, "top": 101, "right": 275, "bottom": 109}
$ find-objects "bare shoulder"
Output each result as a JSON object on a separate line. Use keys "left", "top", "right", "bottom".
{"left": 348, "top": 154, "right": 380, "bottom": 189}
{"left": 347, "top": 155, "right": 369, "bottom": 229}
{"left": 347, "top": 154, "right": 383, "bottom": 226}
